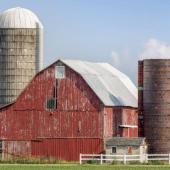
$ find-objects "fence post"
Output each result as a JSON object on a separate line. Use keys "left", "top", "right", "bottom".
{"left": 145, "top": 154, "right": 148, "bottom": 163}
{"left": 140, "top": 153, "right": 145, "bottom": 163}
{"left": 139, "top": 154, "right": 142, "bottom": 163}
{"left": 80, "top": 153, "right": 82, "bottom": 164}
{"left": 169, "top": 154, "right": 170, "bottom": 164}
{"left": 123, "top": 154, "right": 126, "bottom": 164}
{"left": 100, "top": 154, "right": 103, "bottom": 164}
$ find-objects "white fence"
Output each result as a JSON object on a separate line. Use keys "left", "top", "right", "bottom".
{"left": 80, "top": 153, "right": 170, "bottom": 164}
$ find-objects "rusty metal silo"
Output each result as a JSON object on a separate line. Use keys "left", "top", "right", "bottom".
{"left": 0, "top": 7, "right": 43, "bottom": 106}
{"left": 142, "top": 59, "right": 170, "bottom": 153}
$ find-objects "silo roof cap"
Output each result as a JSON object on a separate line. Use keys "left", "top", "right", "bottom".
{"left": 0, "top": 7, "right": 43, "bottom": 28}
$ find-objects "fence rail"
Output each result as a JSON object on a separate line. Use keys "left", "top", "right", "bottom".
{"left": 80, "top": 153, "right": 170, "bottom": 164}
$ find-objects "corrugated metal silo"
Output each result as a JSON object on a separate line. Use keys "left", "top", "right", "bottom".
{"left": 142, "top": 59, "right": 170, "bottom": 153}
{"left": 0, "top": 7, "right": 43, "bottom": 106}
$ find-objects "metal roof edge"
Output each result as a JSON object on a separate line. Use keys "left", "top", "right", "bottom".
{"left": 0, "top": 101, "right": 15, "bottom": 109}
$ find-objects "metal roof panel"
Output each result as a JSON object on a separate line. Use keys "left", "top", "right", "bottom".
{"left": 61, "top": 59, "right": 137, "bottom": 107}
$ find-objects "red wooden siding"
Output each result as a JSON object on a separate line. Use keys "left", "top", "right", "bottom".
{"left": 2, "top": 140, "right": 31, "bottom": 160}
{"left": 2, "top": 139, "right": 104, "bottom": 161}
{"left": 0, "top": 110, "right": 102, "bottom": 140}
{"left": 112, "top": 107, "right": 122, "bottom": 136}
{"left": 104, "top": 107, "right": 113, "bottom": 138}
{"left": 0, "top": 61, "right": 104, "bottom": 160}
{"left": 120, "top": 128, "right": 138, "bottom": 137}
{"left": 31, "top": 138, "right": 104, "bottom": 161}
{"left": 0, "top": 60, "right": 137, "bottom": 160}
{"left": 112, "top": 107, "right": 138, "bottom": 137}
{"left": 122, "top": 108, "right": 138, "bottom": 126}
{"left": 0, "top": 62, "right": 103, "bottom": 140}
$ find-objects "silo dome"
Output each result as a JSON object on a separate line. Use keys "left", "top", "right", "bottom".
{"left": 0, "top": 7, "right": 43, "bottom": 106}
{"left": 0, "top": 7, "right": 43, "bottom": 28}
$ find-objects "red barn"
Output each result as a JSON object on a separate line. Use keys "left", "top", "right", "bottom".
{"left": 0, "top": 59, "right": 138, "bottom": 161}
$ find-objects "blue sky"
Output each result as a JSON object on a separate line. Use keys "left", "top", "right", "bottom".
{"left": 1, "top": 0, "right": 170, "bottom": 84}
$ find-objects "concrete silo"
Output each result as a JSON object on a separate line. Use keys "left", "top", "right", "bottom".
{"left": 138, "top": 59, "right": 170, "bottom": 153}
{"left": 0, "top": 7, "right": 43, "bottom": 106}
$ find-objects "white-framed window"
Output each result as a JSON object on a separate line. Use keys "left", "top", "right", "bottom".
{"left": 55, "top": 66, "right": 65, "bottom": 79}
{"left": 111, "top": 146, "right": 116, "bottom": 154}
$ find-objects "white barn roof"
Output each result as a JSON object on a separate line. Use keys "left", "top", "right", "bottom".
{"left": 61, "top": 59, "right": 137, "bottom": 108}
{"left": 0, "top": 7, "right": 43, "bottom": 28}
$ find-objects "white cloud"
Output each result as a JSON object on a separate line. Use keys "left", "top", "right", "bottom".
{"left": 111, "top": 51, "right": 120, "bottom": 67}
{"left": 109, "top": 49, "right": 136, "bottom": 83}
{"left": 140, "top": 38, "right": 170, "bottom": 59}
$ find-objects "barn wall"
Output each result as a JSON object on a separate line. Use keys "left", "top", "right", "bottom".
{"left": 1, "top": 139, "right": 104, "bottom": 161}
{"left": 0, "top": 61, "right": 104, "bottom": 160}
{"left": 106, "top": 107, "right": 138, "bottom": 138}
{"left": 31, "top": 138, "right": 104, "bottom": 161}
{"left": 2, "top": 140, "right": 31, "bottom": 160}
{"left": 0, "top": 60, "right": 137, "bottom": 160}
{"left": 1, "top": 138, "right": 104, "bottom": 161}
{"left": 120, "top": 128, "right": 138, "bottom": 137}
{"left": 103, "top": 107, "right": 113, "bottom": 138}
{"left": 0, "top": 110, "right": 102, "bottom": 140}
{"left": 0, "top": 62, "right": 103, "bottom": 140}
{"left": 112, "top": 107, "right": 122, "bottom": 136}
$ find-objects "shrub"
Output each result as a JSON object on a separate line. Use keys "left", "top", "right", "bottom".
{"left": 0, "top": 156, "right": 75, "bottom": 164}
{"left": 111, "top": 160, "right": 123, "bottom": 165}
{"left": 145, "top": 160, "right": 167, "bottom": 165}
{"left": 86, "top": 160, "right": 98, "bottom": 164}
{"left": 128, "top": 161, "right": 142, "bottom": 165}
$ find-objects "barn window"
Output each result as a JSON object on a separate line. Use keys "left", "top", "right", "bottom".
{"left": 46, "top": 98, "right": 55, "bottom": 110}
{"left": 112, "top": 147, "right": 116, "bottom": 154}
{"left": 55, "top": 66, "right": 65, "bottom": 79}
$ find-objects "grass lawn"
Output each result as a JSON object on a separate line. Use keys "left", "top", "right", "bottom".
{"left": 0, "top": 164, "right": 170, "bottom": 170}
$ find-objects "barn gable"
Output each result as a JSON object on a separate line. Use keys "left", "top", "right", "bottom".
{"left": 0, "top": 59, "right": 137, "bottom": 110}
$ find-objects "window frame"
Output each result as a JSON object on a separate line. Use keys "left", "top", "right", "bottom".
{"left": 55, "top": 65, "right": 65, "bottom": 79}
{"left": 45, "top": 97, "right": 56, "bottom": 111}
{"left": 111, "top": 146, "right": 117, "bottom": 154}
